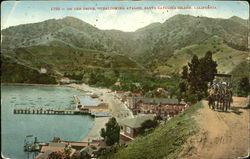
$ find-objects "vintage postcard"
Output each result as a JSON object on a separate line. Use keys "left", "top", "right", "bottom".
{"left": 1, "top": 1, "right": 249, "bottom": 159}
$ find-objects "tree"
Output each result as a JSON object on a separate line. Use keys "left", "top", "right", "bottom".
{"left": 179, "top": 81, "right": 187, "bottom": 94}
{"left": 114, "top": 69, "right": 120, "bottom": 78}
{"left": 64, "top": 145, "right": 72, "bottom": 159}
{"left": 79, "top": 151, "right": 91, "bottom": 159}
{"left": 180, "top": 52, "right": 217, "bottom": 103}
{"left": 181, "top": 65, "right": 189, "bottom": 80}
{"left": 100, "top": 117, "right": 120, "bottom": 146}
{"left": 138, "top": 119, "right": 158, "bottom": 135}
{"left": 197, "top": 51, "right": 217, "bottom": 99}
{"left": 48, "top": 151, "right": 66, "bottom": 159}
{"left": 88, "top": 72, "right": 97, "bottom": 85}
{"left": 188, "top": 55, "right": 201, "bottom": 94}
{"left": 154, "top": 115, "right": 163, "bottom": 121}
{"left": 237, "top": 77, "right": 250, "bottom": 97}
{"left": 200, "top": 51, "right": 217, "bottom": 84}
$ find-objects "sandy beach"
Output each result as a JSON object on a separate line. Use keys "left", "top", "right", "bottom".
{"left": 68, "top": 83, "right": 134, "bottom": 142}
{"left": 81, "top": 117, "right": 110, "bottom": 142}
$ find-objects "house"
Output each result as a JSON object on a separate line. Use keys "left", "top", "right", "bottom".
{"left": 115, "top": 90, "right": 125, "bottom": 101}
{"left": 126, "top": 97, "right": 187, "bottom": 119}
{"left": 60, "top": 77, "right": 76, "bottom": 84}
{"left": 60, "top": 77, "right": 70, "bottom": 84}
{"left": 119, "top": 115, "right": 155, "bottom": 143}
{"left": 131, "top": 93, "right": 142, "bottom": 97}
{"left": 114, "top": 79, "right": 121, "bottom": 87}
{"left": 156, "top": 87, "right": 166, "bottom": 93}
{"left": 127, "top": 97, "right": 180, "bottom": 110}
{"left": 35, "top": 138, "right": 102, "bottom": 159}
{"left": 72, "top": 140, "right": 106, "bottom": 159}
{"left": 115, "top": 90, "right": 124, "bottom": 94}
{"left": 40, "top": 67, "right": 47, "bottom": 74}
{"left": 35, "top": 142, "right": 76, "bottom": 159}
{"left": 40, "top": 142, "right": 68, "bottom": 153}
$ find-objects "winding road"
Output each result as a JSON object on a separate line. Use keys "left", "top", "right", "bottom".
{"left": 180, "top": 97, "right": 249, "bottom": 159}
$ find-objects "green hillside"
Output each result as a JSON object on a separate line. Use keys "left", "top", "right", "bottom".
{"left": 2, "top": 15, "right": 248, "bottom": 68}
{"left": 230, "top": 60, "right": 250, "bottom": 94}
{"left": 12, "top": 43, "right": 139, "bottom": 71}
{"left": 1, "top": 14, "right": 248, "bottom": 84}
{"left": 1, "top": 41, "right": 143, "bottom": 84}
{"left": 132, "top": 15, "right": 248, "bottom": 66}
{"left": 1, "top": 56, "right": 57, "bottom": 84}
{"left": 109, "top": 102, "right": 203, "bottom": 159}
{"left": 155, "top": 36, "right": 249, "bottom": 75}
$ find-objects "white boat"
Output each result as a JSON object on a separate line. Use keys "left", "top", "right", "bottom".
{"left": 1, "top": 153, "right": 11, "bottom": 159}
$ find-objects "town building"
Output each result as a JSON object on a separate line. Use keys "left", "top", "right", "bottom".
{"left": 34, "top": 137, "right": 102, "bottom": 159}
{"left": 126, "top": 97, "right": 188, "bottom": 120}
{"left": 35, "top": 142, "right": 76, "bottom": 159}
{"left": 119, "top": 115, "right": 155, "bottom": 143}
{"left": 40, "top": 67, "right": 47, "bottom": 74}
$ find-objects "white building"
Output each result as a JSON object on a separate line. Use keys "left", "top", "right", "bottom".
{"left": 40, "top": 67, "right": 47, "bottom": 74}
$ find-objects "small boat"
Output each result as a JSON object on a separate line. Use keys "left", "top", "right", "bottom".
{"left": 1, "top": 153, "right": 11, "bottom": 159}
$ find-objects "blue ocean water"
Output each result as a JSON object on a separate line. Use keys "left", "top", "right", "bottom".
{"left": 1, "top": 85, "right": 94, "bottom": 159}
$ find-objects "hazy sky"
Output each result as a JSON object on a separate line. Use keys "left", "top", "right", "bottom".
{"left": 1, "top": 1, "right": 249, "bottom": 32}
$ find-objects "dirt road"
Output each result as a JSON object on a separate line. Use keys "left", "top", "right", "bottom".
{"left": 179, "top": 97, "right": 249, "bottom": 159}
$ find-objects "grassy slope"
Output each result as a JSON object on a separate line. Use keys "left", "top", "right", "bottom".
{"left": 230, "top": 60, "right": 250, "bottom": 94}
{"left": 3, "top": 15, "right": 247, "bottom": 69}
{"left": 1, "top": 56, "right": 57, "bottom": 84}
{"left": 230, "top": 60, "right": 250, "bottom": 78}
{"left": 110, "top": 102, "right": 203, "bottom": 159}
{"left": 15, "top": 42, "right": 139, "bottom": 69}
{"left": 2, "top": 40, "right": 141, "bottom": 76}
{"left": 156, "top": 36, "right": 249, "bottom": 75}
{"left": 1, "top": 40, "right": 144, "bottom": 84}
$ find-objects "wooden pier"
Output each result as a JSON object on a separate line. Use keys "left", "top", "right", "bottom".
{"left": 13, "top": 108, "right": 91, "bottom": 116}
{"left": 13, "top": 108, "right": 111, "bottom": 117}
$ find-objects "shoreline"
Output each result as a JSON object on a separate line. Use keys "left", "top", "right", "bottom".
{"left": 3, "top": 82, "right": 134, "bottom": 142}
{"left": 1, "top": 83, "right": 61, "bottom": 87}
{"left": 81, "top": 117, "right": 110, "bottom": 142}
{"left": 68, "top": 83, "right": 134, "bottom": 141}
{"left": 68, "top": 83, "right": 134, "bottom": 120}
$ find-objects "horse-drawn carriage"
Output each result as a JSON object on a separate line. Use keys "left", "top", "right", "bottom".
{"left": 207, "top": 74, "right": 233, "bottom": 111}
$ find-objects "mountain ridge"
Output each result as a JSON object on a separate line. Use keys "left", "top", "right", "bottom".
{"left": 1, "top": 14, "right": 248, "bottom": 83}
{"left": 2, "top": 14, "right": 247, "bottom": 54}
{"left": 2, "top": 14, "right": 247, "bottom": 31}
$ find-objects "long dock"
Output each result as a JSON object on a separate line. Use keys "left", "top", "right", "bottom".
{"left": 13, "top": 108, "right": 91, "bottom": 116}
{"left": 13, "top": 108, "right": 111, "bottom": 117}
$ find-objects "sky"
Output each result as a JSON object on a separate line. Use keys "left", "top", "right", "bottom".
{"left": 1, "top": 1, "right": 249, "bottom": 32}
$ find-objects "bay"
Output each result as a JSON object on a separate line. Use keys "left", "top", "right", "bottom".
{"left": 1, "top": 85, "right": 94, "bottom": 159}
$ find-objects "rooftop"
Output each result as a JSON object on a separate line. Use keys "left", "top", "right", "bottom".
{"left": 35, "top": 151, "right": 53, "bottom": 159}
{"left": 133, "top": 97, "right": 179, "bottom": 105}
{"left": 120, "top": 115, "right": 155, "bottom": 128}
{"left": 41, "top": 146, "right": 65, "bottom": 153}
{"left": 48, "top": 142, "right": 67, "bottom": 147}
